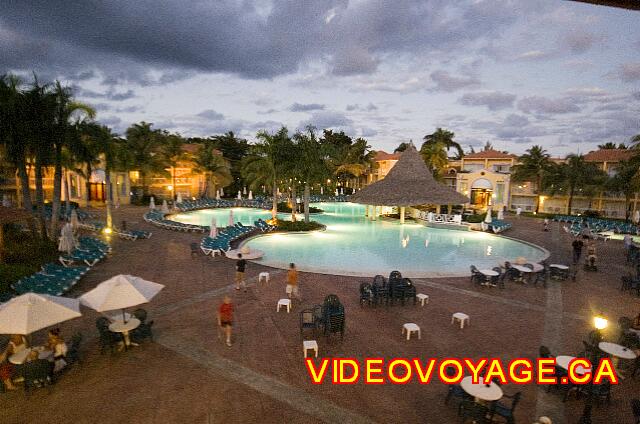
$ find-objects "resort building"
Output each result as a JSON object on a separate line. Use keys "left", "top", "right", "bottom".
{"left": 371, "top": 147, "right": 640, "bottom": 217}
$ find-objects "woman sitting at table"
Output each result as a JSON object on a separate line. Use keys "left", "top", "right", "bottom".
{"left": 0, "top": 349, "right": 17, "bottom": 390}
{"left": 46, "top": 328, "right": 68, "bottom": 373}
{"left": 8, "top": 334, "right": 28, "bottom": 356}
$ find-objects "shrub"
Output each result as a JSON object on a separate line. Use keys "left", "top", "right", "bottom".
{"left": 276, "top": 202, "right": 323, "bottom": 214}
{"left": 465, "top": 214, "right": 486, "bottom": 223}
{"left": 582, "top": 210, "right": 601, "bottom": 218}
{"left": 273, "top": 219, "right": 324, "bottom": 232}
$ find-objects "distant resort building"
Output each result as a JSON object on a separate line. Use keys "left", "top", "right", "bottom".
{"left": 370, "top": 147, "right": 639, "bottom": 218}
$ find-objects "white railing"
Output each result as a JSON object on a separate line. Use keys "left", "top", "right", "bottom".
{"left": 417, "top": 211, "right": 462, "bottom": 225}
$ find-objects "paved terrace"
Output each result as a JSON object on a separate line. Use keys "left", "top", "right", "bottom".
{"left": 2, "top": 206, "right": 639, "bottom": 424}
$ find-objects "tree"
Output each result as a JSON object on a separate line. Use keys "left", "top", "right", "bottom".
{"left": 292, "top": 127, "right": 329, "bottom": 222}
{"left": 483, "top": 141, "right": 493, "bottom": 151}
{"left": 124, "top": 122, "right": 165, "bottom": 197}
{"left": 606, "top": 156, "right": 640, "bottom": 220}
{"left": 545, "top": 154, "right": 607, "bottom": 215}
{"left": 423, "top": 128, "right": 463, "bottom": 160}
{"left": 511, "top": 145, "right": 553, "bottom": 213}
{"left": 49, "top": 81, "right": 95, "bottom": 238}
{"left": 208, "top": 132, "right": 249, "bottom": 194}
{"left": 419, "top": 141, "right": 448, "bottom": 179}
{"left": 630, "top": 134, "right": 640, "bottom": 149}
{"left": 193, "top": 144, "right": 232, "bottom": 197}
{"left": 394, "top": 142, "right": 411, "bottom": 153}
{"left": 597, "top": 142, "right": 623, "bottom": 149}
{"left": 328, "top": 136, "right": 375, "bottom": 191}
{"left": 158, "top": 132, "right": 185, "bottom": 200}
{"left": 241, "top": 127, "right": 292, "bottom": 219}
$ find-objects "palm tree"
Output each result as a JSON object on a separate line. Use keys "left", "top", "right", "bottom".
{"left": 241, "top": 127, "right": 292, "bottom": 219}
{"left": 331, "top": 137, "right": 375, "bottom": 191}
{"left": 394, "top": 142, "right": 411, "bottom": 153}
{"left": 292, "top": 127, "right": 329, "bottom": 222}
{"left": 193, "top": 144, "right": 232, "bottom": 197}
{"left": 423, "top": 128, "right": 463, "bottom": 160}
{"left": 545, "top": 154, "right": 606, "bottom": 215}
{"left": 630, "top": 134, "right": 640, "bottom": 149}
{"left": 598, "top": 142, "right": 619, "bottom": 149}
{"left": 511, "top": 145, "right": 553, "bottom": 213}
{"left": 606, "top": 156, "right": 640, "bottom": 220}
{"left": 208, "top": 131, "right": 249, "bottom": 195}
{"left": 158, "top": 132, "right": 185, "bottom": 200}
{"left": 49, "top": 81, "right": 95, "bottom": 237}
{"left": 124, "top": 122, "right": 165, "bottom": 197}
{"left": 419, "top": 141, "right": 448, "bottom": 179}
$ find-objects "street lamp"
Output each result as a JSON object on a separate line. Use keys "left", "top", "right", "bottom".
{"left": 579, "top": 312, "right": 608, "bottom": 424}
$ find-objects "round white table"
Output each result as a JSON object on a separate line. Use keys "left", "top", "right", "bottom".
{"left": 225, "top": 248, "right": 264, "bottom": 260}
{"left": 599, "top": 342, "right": 638, "bottom": 360}
{"left": 550, "top": 264, "right": 569, "bottom": 270}
{"left": 512, "top": 265, "right": 532, "bottom": 273}
{"left": 109, "top": 318, "right": 141, "bottom": 349}
{"left": 460, "top": 376, "right": 503, "bottom": 401}
{"left": 109, "top": 312, "right": 132, "bottom": 323}
{"left": 9, "top": 347, "right": 53, "bottom": 365}
{"left": 556, "top": 355, "right": 591, "bottom": 375}
{"left": 479, "top": 269, "right": 499, "bottom": 277}
{"left": 530, "top": 263, "right": 544, "bottom": 272}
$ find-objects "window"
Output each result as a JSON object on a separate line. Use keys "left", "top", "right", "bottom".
{"left": 495, "top": 183, "right": 505, "bottom": 204}
{"left": 463, "top": 163, "right": 484, "bottom": 172}
{"left": 458, "top": 181, "right": 468, "bottom": 193}
{"left": 493, "top": 165, "right": 510, "bottom": 173}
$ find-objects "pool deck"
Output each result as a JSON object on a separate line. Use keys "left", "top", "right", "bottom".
{"left": 1, "top": 206, "right": 638, "bottom": 424}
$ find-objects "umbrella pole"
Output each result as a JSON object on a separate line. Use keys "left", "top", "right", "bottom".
{"left": 122, "top": 308, "right": 127, "bottom": 324}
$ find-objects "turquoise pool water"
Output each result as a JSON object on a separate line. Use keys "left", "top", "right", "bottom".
{"left": 171, "top": 202, "right": 548, "bottom": 277}
{"left": 169, "top": 207, "right": 276, "bottom": 227}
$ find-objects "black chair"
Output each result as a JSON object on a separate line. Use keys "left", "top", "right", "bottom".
{"left": 489, "top": 391, "right": 521, "bottom": 424}
{"left": 98, "top": 328, "right": 123, "bottom": 354}
{"left": 491, "top": 267, "right": 503, "bottom": 288}
{"left": 300, "top": 309, "right": 318, "bottom": 336}
{"left": 96, "top": 317, "right": 110, "bottom": 332}
{"left": 588, "top": 380, "right": 612, "bottom": 405}
{"left": 132, "top": 320, "right": 154, "bottom": 343}
{"left": 389, "top": 270, "right": 402, "bottom": 283}
{"left": 22, "top": 359, "right": 54, "bottom": 395}
{"left": 458, "top": 400, "right": 490, "bottom": 423}
{"left": 133, "top": 308, "right": 148, "bottom": 323}
{"left": 371, "top": 276, "right": 389, "bottom": 306}
{"left": 66, "top": 332, "right": 83, "bottom": 365}
{"left": 539, "top": 345, "right": 553, "bottom": 359}
{"left": 312, "top": 305, "right": 325, "bottom": 331}
{"left": 470, "top": 265, "right": 482, "bottom": 285}
{"left": 190, "top": 242, "right": 200, "bottom": 258}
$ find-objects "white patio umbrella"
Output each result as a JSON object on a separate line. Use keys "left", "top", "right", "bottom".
{"left": 149, "top": 196, "right": 156, "bottom": 209}
{"left": 79, "top": 274, "right": 164, "bottom": 322}
{"left": 176, "top": 193, "right": 183, "bottom": 204}
{"left": 320, "top": 186, "right": 323, "bottom": 195}
{"left": 634, "top": 210, "right": 640, "bottom": 224}
{"left": 70, "top": 208, "right": 79, "bottom": 232}
{"left": 0, "top": 293, "right": 81, "bottom": 335}
{"left": 497, "top": 209, "right": 504, "bottom": 220}
{"left": 228, "top": 210, "right": 234, "bottom": 227}
{"left": 484, "top": 207, "right": 493, "bottom": 224}
{"left": 237, "top": 191, "right": 242, "bottom": 200}
{"left": 335, "top": 189, "right": 339, "bottom": 196}
{"left": 161, "top": 199, "right": 169, "bottom": 213}
{"left": 248, "top": 190, "right": 253, "bottom": 200}
{"left": 58, "top": 223, "right": 76, "bottom": 254}
{"left": 340, "top": 188, "right": 344, "bottom": 195}
{"left": 243, "top": 186, "right": 247, "bottom": 195}
{"left": 210, "top": 217, "right": 218, "bottom": 238}
{"left": 216, "top": 189, "right": 221, "bottom": 200}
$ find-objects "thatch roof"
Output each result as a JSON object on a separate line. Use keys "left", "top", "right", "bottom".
{"left": 351, "top": 145, "right": 469, "bottom": 206}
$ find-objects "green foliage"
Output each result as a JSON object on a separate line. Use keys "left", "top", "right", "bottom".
{"left": 423, "top": 128, "right": 463, "bottom": 160}
{"left": 277, "top": 202, "right": 322, "bottom": 213}
{"left": 273, "top": 219, "right": 324, "bottom": 232}
{"left": 465, "top": 213, "right": 486, "bottom": 223}
{"left": 511, "top": 145, "right": 554, "bottom": 213}
{"left": 204, "top": 132, "right": 248, "bottom": 194}
{"left": 420, "top": 140, "right": 449, "bottom": 179}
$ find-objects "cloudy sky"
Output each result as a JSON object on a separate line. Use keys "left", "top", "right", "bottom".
{"left": 2, "top": 0, "right": 639, "bottom": 155}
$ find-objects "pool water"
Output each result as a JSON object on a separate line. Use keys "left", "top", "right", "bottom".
{"left": 171, "top": 202, "right": 548, "bottom": 277}
{"left": 169, "top": 207, "right": 276, "bottom": 227}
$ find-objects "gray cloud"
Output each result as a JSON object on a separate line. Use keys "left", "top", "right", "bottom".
{"left": 518, "top": 96, "right": 580, "bottom": 115}
{"left": 563, "top": 31, "right": 598, "bottom": 54}
{"left": 78, "top": 88, "right": 136, "bottom": 101}
{"left": 459, "top": 91, "right": 516, "bottom": 111}
{"left": 197, "top": 109, "right": 225, "bottom": 120}
{"left": 430, "top": 70, "right": 480, "bottom": 92}
{"left": 298, "top": 110, "right": 353, "bottom": 132}
{"left": 289, "top": 103, "right": 325, "bottom": 112}
{"left": 346, "top": 103, "right": 378, "bottom": 112}
{"left": 616, "top": 63, "right": 640, "bottom": 82}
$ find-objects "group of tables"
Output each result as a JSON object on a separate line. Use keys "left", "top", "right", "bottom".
{"left": 459, "top": 341, "right": 637, "bottom": 405}
{"left": 477, "top": 263, "right": 569, "bottom": 285}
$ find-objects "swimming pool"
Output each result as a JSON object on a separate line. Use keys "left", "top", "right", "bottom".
{"left": 169, "top": 207, "right": 276, "bottom": 227}
{"left": 171, "top": 202, "right": 548, "bottom": 277}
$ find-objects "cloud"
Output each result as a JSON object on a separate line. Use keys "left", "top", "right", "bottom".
{"left": 197, "top": 109, "right": 225, "bottom": 120}
{"left": 459, "top": 91, "right": 516, "bottom": 111}
{"left": 298, "top": 110, "right": 353, "bottom": 132}
{"left": 563, "top": 31, "right": 598, "bottom": 54}
{"left": 78, "top": 88, "right": 136, "bottom": 101}
{"left": 289, "top": 103, "right": 325, "bottom": 112}
{"left": 515, "top": 50, "right": 550, "bottom": 61}
{"left": 615, "top": 63, "right": 640, "bottom": 82}
{"left": 330, "top": 47, "right": 380, "bottom": 76}
{"left": 346, "top": 103, "right": 378, "bottom": 112}
{"left": 518, "top": 96, "right": 580, "bottom": 115}
{"left": 430, "top": 70, "right": 480, "bottom": 92}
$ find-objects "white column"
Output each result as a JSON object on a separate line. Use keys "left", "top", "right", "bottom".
{"left": 400, "top": 206, "right": 405, "bottom": 224}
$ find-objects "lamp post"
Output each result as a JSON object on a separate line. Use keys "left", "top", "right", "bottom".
{"left": 579, "top": 313, "right": 608, "bottom": 424}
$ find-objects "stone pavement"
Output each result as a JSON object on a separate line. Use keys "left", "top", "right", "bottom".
{"left": 1, "top": 206, "right": 638, "bottom": 424}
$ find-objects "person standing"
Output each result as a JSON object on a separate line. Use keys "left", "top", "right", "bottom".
{"left": 516, "top": 207, "right": 522, "bottom": 218}
{"left": 543, "top": 218, "right": 549, "bottom": 232}
{"left": 286, "top": 263, "right": 300, "bottom": 300}
{"left": 235, "top": 253, "right": 246, "bottom": 292}
{"left": 217, "top": 296, "right": 234, "bottom": 347}
{"left": 572, "top": 237, "right": 584, "bottom": 264}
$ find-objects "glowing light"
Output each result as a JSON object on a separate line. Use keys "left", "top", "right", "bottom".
{"left": 401, "top": 239, "right": 408, "bottom": 248}
{"left": 103, "top": 227, "right": 113, "bottom": 234}
{"left": 486, "top": 245, "right": 492, "bottom": 256}
{"left": 167, "top": 185, "right": 174, "bottom": 191}
{"left": 593, "top": 313, "right": 608, "bottom": 330}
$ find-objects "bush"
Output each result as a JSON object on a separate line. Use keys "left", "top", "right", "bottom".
{"left": 465, "top": 213, "right": 486, "bottom": 223}
{"left": 276, "top": 202, "right": 323, "bottom": 214}
{"left": 0, "top": 231, "right": 58, "bottom": 296}
{"left": 0, "top": 263, "right": 37, "bottom": 294}
{"left": 273, "top": 219, "right": 324, "bottom": 232}
{"left": 582, "top": 210, "right": 601, "bottom": 218}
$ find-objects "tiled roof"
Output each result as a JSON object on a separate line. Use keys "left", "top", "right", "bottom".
{"left": 374, "top": 151, "right": 401, "bottom": 161}
{"left": 583, "top": 149, "right": 635, "bottom": 163}
{"left": 463, "top": 149, "right": 517, "bottom": 159}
